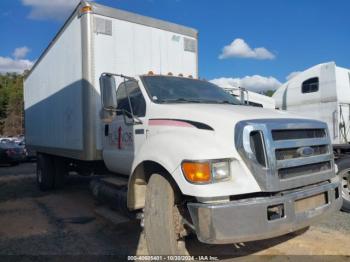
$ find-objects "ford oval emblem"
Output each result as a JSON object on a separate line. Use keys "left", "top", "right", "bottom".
{"left": 297, "top": 146, "right": 314, "bottom": 157}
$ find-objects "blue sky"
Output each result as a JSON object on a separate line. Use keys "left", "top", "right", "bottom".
{"left": 1, "top": 0, "right": 349, "bottom": 91}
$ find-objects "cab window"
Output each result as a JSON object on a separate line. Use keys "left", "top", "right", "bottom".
{"left": 116, "top": 81, "right": 146, "bottom": 117}
{"left": 302, "top": 77, "right": 319, "bottom": 93}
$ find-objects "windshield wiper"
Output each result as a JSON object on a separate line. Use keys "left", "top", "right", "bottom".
{"left": 158, "top": 98, "right": 236, "bottom": 105}
{"left": 199, "top": 100, "right": 236, "bottom": 105}
{"left": 159, "top": 98, "right": 202, "bottom": 103}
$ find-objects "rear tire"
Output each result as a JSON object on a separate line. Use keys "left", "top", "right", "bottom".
{"left": 336, "top": 157, "right": 350, "bottom": 212}
{"left": 144, "top": 173, "right": 188, "bottom": 255}
{"left": 53, "top": 156, "right": 68, "bottom": 189}
{"left": 37, "top": 154, "right": 55, "bottom": 191}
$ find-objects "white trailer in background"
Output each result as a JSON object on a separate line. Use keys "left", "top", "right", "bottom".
{"left": 273, "top": 62, "right": 350, "bottom": 211}
{"left": 223, "top": 87, "right": 275, "bottom": 109}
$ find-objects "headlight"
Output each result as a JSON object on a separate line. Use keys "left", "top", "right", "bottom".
{"left": 212, "top": 161, "right": 230, "bottom": 181}
{"left": 181, "top": 159, "right": 231, "bottom": 184}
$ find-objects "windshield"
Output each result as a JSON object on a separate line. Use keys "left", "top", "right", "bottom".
{"left": 141, "top": 76, "right": 241, "bottom": 105}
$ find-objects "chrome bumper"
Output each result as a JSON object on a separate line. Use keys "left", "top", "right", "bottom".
{"left": 187, "top": 178, "right": 342, "bottom": 244}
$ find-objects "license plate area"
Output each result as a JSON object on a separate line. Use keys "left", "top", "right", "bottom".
{"left": 294, "top": 192, "right": 328, "bottom": 213}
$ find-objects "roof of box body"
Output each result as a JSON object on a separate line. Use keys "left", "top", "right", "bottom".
{"left": 90, "top": 1, "right": 198, "bottom": 38}
{"left": 25, "top": 1, "right": 198, "bottom": 79}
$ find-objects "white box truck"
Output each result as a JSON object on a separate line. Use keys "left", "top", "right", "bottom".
{"left": 273, "top": 62, "right": 350, "bottom": 211}
{"left": 24, "top": 1, "right": 341, "bottom": 255}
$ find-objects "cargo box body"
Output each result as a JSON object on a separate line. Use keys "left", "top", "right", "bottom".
{"left": 24, "top": 1, "right": 198, "bottom": 161}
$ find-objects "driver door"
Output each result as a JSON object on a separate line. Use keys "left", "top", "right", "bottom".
{"left": 103, "top": 80, "right": 147, "bottom": 175}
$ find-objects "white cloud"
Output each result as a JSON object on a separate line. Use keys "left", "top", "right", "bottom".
{"left": 22, "top": 0, "right": 81, "bottom": 21}
{"left": 13, "top": 46, "right": 30, "bottom": 60}
{"left": 0, "top": 57, "right": 33, "bottom": 73}
{"left": 219, "top": 38, "right": 275, "bottom": 60}
{"left": 0, "top": 47, "right": 34, "bottom": 73}
{"left": 286, "top": 71, "right": 301, "bottom": 80}
{"left": 210, "top": 75, "right": 282, "bottom": 92}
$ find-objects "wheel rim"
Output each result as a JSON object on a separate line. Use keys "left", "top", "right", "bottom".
{"left": 340, "top": 168, "right": 350, "bottom": 201}
{"left": 37, "top": 168, "right": 42, "bottom": 184}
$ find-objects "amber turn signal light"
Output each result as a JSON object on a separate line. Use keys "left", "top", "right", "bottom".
{"left": 81, "top": 6, "right": 92, "bottom": 14}
{"left": 182, "top": 161, "right": 211, "bottom": 183}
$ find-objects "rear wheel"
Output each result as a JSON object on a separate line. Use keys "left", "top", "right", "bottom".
{"left": 336, "top": 157, "right": 350, "bottom": 212}
{"left": 37, "top": 154, "right": 55, "bottom": 191}
{"left": 144, "top": 173, "right": 188, "bottom": 255}
{"left": 53, "top": 156, "right": 68, "bottom": 189}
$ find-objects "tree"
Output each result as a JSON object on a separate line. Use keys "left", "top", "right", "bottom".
{"left": 0, "top": 73, "right": 24, "bottom": 136}
{"left": 264, "top": 90, "right": 275, "bottom": 97}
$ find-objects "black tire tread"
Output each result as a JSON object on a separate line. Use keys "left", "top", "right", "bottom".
{"left": 53, "top": 156, "right": 68, "bottom": 189}
{"left": 37, "top": 154, "right": 55, "bottom": 191}
{"left": 144, "top": 173, "right": 185, "bottom": 255}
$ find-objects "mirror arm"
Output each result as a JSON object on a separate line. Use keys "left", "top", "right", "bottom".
{"left": 122, "top": 110, "right": 143, "bottom": 125}
{"left": 102, "top": 108, "right": 142, "bottom": 125}
{"left": 103, "top": 107, "right": 122, "bottom": 113}
{"left": 101, "top": 72, "right": 137, "bottom": 82}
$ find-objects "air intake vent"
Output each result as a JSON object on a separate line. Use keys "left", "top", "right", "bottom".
{"left": 184, "top": 37, "right": 196, "bottom": 53}
{"left": 94, "top": 17, "right": 112, "bottom": 36}
{"left": 250, "top": 131, "right": 267, "bottom": 167}
{"left": 272, "top": 129, "right": 326, "bottom": 141}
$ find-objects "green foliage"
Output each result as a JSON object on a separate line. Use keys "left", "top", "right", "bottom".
{"left": 0, "top": 73, "right": 24, "bottom": 136}
{"left": 264, "top": 90, "right": 276, "bottom": 97}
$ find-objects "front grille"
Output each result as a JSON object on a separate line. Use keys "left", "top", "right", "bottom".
{"left": 273, "top": 127, "right": 331, "bottom": 180}
{"left": 275, "top": 145, "right": 329, "bottom": 160}
{"left": 272, "top": 129, "right": 326, "bottom": 141}
{"left": 278, "top": 161, "right": 331, "bottom": 180}
{"left": 235, "top": 119, "right": 334, "bottom": 192}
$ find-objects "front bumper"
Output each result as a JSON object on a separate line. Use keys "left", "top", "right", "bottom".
{"left": 187, "top": 178, "right": 342, "bottom": 244}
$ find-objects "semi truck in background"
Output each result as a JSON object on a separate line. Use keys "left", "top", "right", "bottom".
{"left": 24, "top": 1, "right": 341, "bottom": 255}
{"left": 273, "top": 62, "right": 350, "bottom": 211}
{"left": 223, "top": 87, "right": 275, "bottom": 109}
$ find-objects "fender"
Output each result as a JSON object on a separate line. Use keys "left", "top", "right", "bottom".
{"left": 133, "top": 129, "right": 231, "bottom": 177}
{"left": 127, "top": 128, "right": 239, "bottom": 209}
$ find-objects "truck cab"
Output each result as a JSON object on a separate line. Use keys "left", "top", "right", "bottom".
{"left": 98, "top": 72, "right": 342, "bottom": 250}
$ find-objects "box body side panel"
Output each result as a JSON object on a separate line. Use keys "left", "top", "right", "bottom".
{"left": 24, "top": 16, "right": 84, "bottom": 156}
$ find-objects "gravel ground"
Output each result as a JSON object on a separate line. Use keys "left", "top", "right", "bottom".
{"left": 0, "top": 162, "right": 349, "bottom": 260}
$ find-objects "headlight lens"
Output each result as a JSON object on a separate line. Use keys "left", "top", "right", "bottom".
{"left": 212, "top": 161, "right": 230, "bottom": 181}
{"left": 182, "top": 159, "right": 231, "bottom": 184}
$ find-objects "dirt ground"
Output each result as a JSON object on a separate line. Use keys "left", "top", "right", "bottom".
{"left": 0, "top": 162, "right": 349, "bottom": 260}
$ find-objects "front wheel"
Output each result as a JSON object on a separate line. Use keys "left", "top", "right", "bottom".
{"left": 336, "top": 158, "right": 350, "bottom": 212}
{"left": 144, "top": 173, "right": 188, "bottom": 255}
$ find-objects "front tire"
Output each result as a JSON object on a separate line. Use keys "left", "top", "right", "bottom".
{"left": 144, "top": 173, "right": 188, "bottom": 255}
{"left": 37, "top": 154, "right": 55, "bottom": 191}
{"left": 336, "top": 157, "right": 350, "bottom": 212}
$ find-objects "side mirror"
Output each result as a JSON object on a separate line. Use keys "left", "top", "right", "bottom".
{"left": 99, "top": 74, "right": 117, "bottom": 109}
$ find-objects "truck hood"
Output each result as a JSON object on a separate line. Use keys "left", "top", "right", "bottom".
{"left": 149, "top": 103, "right": 304, "bottom": 128}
